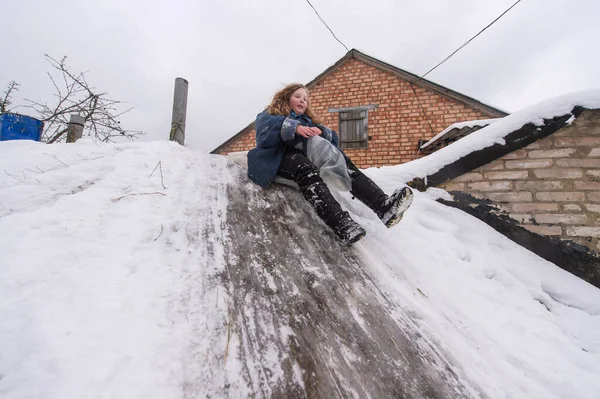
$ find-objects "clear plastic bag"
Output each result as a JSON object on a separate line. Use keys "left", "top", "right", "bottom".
{"left": 307, "top": 136, "right": 352, "bottom": 191}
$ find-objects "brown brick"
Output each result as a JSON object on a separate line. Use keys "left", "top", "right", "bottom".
{"left": 478, "top": 161, "right": 505, "bottom": 171}
{"left": 528, "top": 149, "right": 576, "bottom": 158}
{"left": 563, "top": 204, "right": 582, "bottom": 212}
{"left": 536, "top": 192, "right": 585, "bottom": 202}
{"left": 588, "top": 148, "right": 600, "bottom": 157}
{"left": 555, "top": 137, "right": 600, "bottom": 147}
{"left": 485, "top": 171, "right": 529, "bottom": 180}
{"left": 586, "top": 170, "right": 600, "bottom": 178}
{"left": 534, "top": 214, "right": 587, "bottom": 224}
{"left": 502, "top": 150, "right": 528, "bottom": 160}
{"left": 468, "top": 181, "right": 512, "bottom": 191}
{"left": 523, "top": 225, "right": 563, "bottom": 235}
{"left": 453, "top": 172, "right": 483, "bottom": 182}
{"left": 587, "top": 192, "right": 600, "bottom": 202}
{"left": 566, "top": 226, "right": 600, "bottom": 237}
{"left": 505, "top": 160, "right": 553, "bottom": 169}
{"left": 534, "top": 169, "right": 583, "bottom": 179}
{"left": 486, "top": 192, "right": 533, "bottom": 202}
{"left": 537, "top": 138, "right": 555, "bottom": 150}
{"left": 556, "top": 159, "right": 600, "bottom": 168}
{"left": 586, "top": 204, "right": 600, "bottom": 212}
{"left": 574, "top": 181, "right": 600, "bottom": 190}
{"left": 552, "top": 129, "right": 574, "bottom": 138}
{"left": 515, "top": 181, "right": 563, "bottom": 191}
{"left": 512, "top": 203, "right": 560, "bottom": 212}
{"left": 441, "top": 182, "right": 465, "bottom": 191}
{"left": 510, "top": 214, "right": 533, "bottom": 223}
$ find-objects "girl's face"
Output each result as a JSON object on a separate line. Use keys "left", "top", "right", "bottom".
{"left": 289, "top": 88, "right": 308, "bottom": 115}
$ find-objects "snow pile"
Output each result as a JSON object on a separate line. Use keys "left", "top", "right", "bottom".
{"left": 370, "top": 89, "right": 600, "bottom": 184}
{"left": 339, "top": 181, "right": 600, "bottom": 398}
{"left": 1, "top": 139, "right": 600, "bottom": 398}
{"left": 0, "top": 140, "right": 240, "bottom": 397}
{"left": 420, "top": 118, "right": 500, "bottom": 150}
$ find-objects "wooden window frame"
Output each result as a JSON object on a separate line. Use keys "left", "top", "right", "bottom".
{"left": 328, "top": 105, "right": 378, "bottom": 150}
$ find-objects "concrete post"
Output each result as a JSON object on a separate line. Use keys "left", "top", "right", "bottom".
{"left": 66, "top": 114, "right": 85, "bottom": 143}
{"left": 170, "top": 77, "right": 188, "bottom": 145}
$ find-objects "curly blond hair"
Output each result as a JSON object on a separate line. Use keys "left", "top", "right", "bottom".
{"left": 266, "top": 83, "right": 321, "bottom": 124}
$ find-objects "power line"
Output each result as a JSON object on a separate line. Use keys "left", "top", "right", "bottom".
{"left": 421, "top": 0, "right": 523, "bottom": 79}
{"left": 413, "top": 0, "right": 524, "bottom": 140}
{"left": 304, "top": 0, "right": 523, "bottom": 143}
{"left": 409, "top": 83, "right": 436, "bottom": 136}
{"left": 305, "top": 0, "right": 350, "bottom": 52}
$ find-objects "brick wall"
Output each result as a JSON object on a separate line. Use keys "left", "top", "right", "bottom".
{"left": 218, "top": 126, "right": 256, "bottom": 154}
{"left": 217, "top": 57, "right": 494, "bottom": 168}
{"left": 441, "top": 109, "right": 600, "bottom": 252}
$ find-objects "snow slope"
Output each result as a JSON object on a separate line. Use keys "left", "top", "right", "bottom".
{"left": 1, "top": 139, "right": 599, "bottom": 398}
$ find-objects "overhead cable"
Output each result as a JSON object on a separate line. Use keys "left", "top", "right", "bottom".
{"left": 413, "top": 0, "right": 524, "bottom": 140}
{"left": 421, "top": 0, "right": 524, "bottom": 78}
{"left": 305, "top": 0, "right": 350, "bottom": 52}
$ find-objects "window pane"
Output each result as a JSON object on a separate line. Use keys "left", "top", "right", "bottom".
{"left": 348, "top": 120, "right": 358, "bottom": 141}
{"left": 340, "top": 120, "right": 348, "bottom": 142}
{"left": 338, "top": 110, "right": 368, "bottom": 149}
{"left": 340, "top": 111, "right": 366, "bottom": 121}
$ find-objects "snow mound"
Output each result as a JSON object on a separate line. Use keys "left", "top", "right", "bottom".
{"left": 0, "top": 139, "right": 599, "bottom": 398}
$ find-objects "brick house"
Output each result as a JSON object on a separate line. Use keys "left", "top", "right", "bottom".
{"left": 211, "top": 49, "right": 507, "bottom": 167}
{"left": 408, "top": 104, "right": 600, "bottom": 287}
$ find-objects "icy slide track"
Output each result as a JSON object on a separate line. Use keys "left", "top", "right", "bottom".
{"left": 2, "top": 140, "right": 599, "bottom": 398}
{"left": 222, "top": 166, "right": 478, "bottom": 398}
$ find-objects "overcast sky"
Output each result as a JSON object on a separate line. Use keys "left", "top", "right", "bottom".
{"left": 2, "top": 0, "right": 599, "bottom": 152}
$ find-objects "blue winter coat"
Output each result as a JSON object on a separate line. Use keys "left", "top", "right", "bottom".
{"left": 247, "top": 111, "right": 339, "bottom": 188}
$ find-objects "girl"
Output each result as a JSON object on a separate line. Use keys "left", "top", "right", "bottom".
{"left": 247, "top": 83, "right": 413, "bottom": 245}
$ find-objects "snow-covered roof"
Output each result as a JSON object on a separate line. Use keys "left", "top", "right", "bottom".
{"left": 368, "top": 89, "right": 600, "bottom": 186}
{"left": 420, "top": 118, "right": 500, "bottom": 152}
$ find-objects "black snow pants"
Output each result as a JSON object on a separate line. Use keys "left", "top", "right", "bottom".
{"left": 276, "top": 148, "right": 390, "bottom": 234}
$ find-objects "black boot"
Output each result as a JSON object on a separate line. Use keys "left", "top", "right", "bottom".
{"left": 350, "top": 173, "right": 413, "bottom": 228}
{"left": 324, "top": 209, "right": 367, "bottom": 245}
{"left": 297, "top": 164, "right": 366, "bottom": 244}
{"left": 379, "top": 187, "right": 413, "bottom": 228}
{"left": 350, "top": 173, "right": 389, "bottom": 219}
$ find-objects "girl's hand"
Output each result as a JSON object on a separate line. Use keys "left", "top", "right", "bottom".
{"left": 296, "top": 125, "right": 315, "bottom": 138}
{"left": 296, "top": 125, "right": 323, "bottom": 138}
{"left": 309, "top": 127, "right": 322, "bottom": 136}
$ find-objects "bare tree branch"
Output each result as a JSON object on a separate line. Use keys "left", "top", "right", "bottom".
{"left": 1, "top": 81, "right": 20, "bottom": 113}
{"left": 21, "top": 54, "right": 144, "bottom": 143}
{"left": 47, "top": 127, "right": 69, "bottom": 144}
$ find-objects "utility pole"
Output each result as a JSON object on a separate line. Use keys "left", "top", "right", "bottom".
{"left": 170, "top": 78, "right": 188, "bottom": 145}
{"left": 66, "top": 114, "right": 85, "bottom": 143}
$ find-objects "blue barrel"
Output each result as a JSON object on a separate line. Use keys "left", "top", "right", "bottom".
{"left": 0, "top": 113, "right": 44, "bottom": 141}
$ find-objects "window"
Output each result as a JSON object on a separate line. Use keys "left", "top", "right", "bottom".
{"left": 328, "top": 105, "right": 378, "bottom": 150}
{"left": 339, "top": 110, "right": 368, "bottom": 149}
